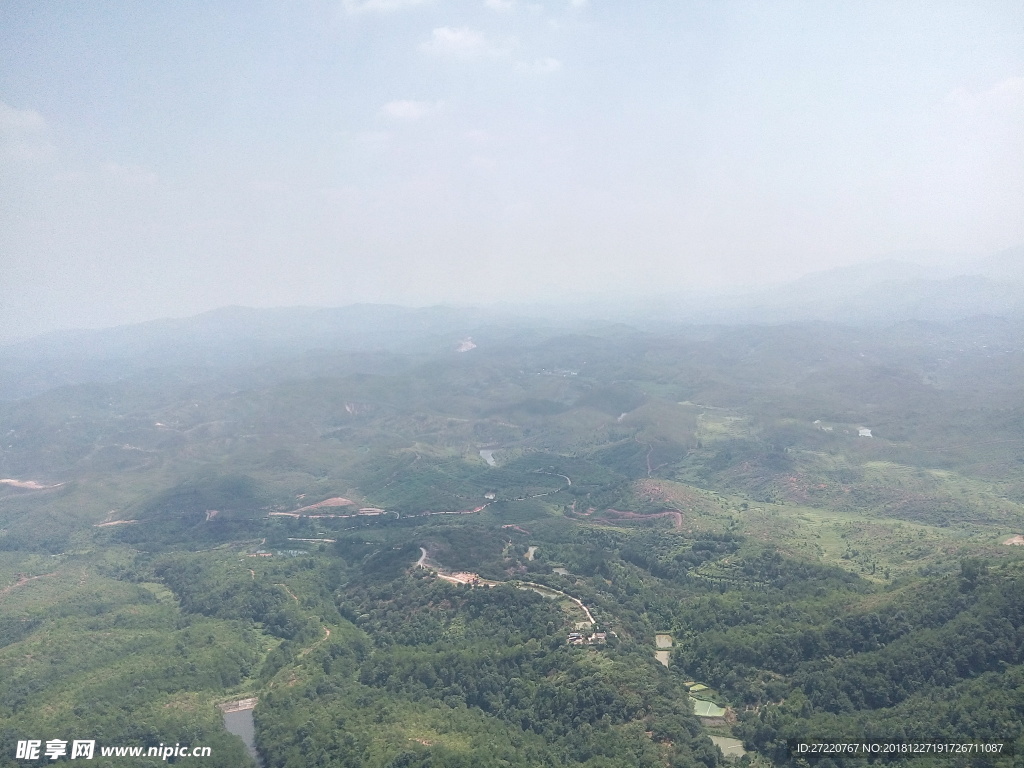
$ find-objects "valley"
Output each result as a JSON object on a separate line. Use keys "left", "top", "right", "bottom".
{"left": 1, "top": 312, "right": 1023, "bottom": 767}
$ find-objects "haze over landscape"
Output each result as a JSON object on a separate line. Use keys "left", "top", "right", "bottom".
{"left": 4, "top": 5, "right": 1024, "bottom": 768}
{"left": 2, "top": 0, "right": 1022, "bottom": 340}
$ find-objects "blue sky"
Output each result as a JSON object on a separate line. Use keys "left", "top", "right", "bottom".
{"left": 1, "top": 0, "right": 1022, "bottom": 338}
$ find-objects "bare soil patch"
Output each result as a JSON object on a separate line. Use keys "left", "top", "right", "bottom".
{"left": 295, "top": 496, "right": 354, "bottom": 512}
{"left": 0, "top": 572, "right": 55, "bottom": 600}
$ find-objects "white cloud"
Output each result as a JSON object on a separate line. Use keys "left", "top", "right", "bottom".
{"left": 342, "top": 0, "right": 432, "bottom": 13}
{"left": 516, "top": 57, "right": 562, "bottom": 74}
{"left": 941, "top": 76, "right": 1024, "bottom": 148}
{"left": 419, "top": 26, "right": 513, "bottom": 58}
{"left": 420, "top": 26, "right": 486, "bottom": 57}
{"left": 484, "top": 0, "right": 515, "bottom": 10}
{"left": 382, "top": 100, "right": 441, "bottom": 120}
{"left": 0, "top": 101, "right": 56, "bottom": 165}
{"left": 946, "top": 77, "right": 1024, "bottom": 113}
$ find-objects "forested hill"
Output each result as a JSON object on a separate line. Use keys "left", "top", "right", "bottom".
{"left": 1, "top": 310, "right": 1023, "bottom": 766}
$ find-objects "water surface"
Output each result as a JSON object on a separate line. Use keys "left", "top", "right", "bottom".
{"left": 223, "top": 707, "right": 262, "bottom": 767}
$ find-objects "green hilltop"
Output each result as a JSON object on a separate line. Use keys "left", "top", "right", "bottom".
{"left": 1, "top": 311, "right": 1024, "bottom": 766}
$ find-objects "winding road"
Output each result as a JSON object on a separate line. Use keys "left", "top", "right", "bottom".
{"left": 414, "top": 550, "right": 596, "bottom": 627}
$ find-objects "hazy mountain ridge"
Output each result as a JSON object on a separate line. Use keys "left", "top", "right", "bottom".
{"left": 0, "top": 305, "right": 559, "bottom": 401}
{"left": 675, "top": 246, "right": 1024, "bottom": 325}
{"left": 1, "top": 246, "right": 1021, "bottom": 401}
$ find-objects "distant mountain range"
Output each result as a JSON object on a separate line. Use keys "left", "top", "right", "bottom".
{"left": 1, "top": 245, "right": 1021, "bottom": 400}
{"left": 715, "top": 245, "right": 1024, "bottom": 325}
{"left": 0, "top": 304, "right": 565, "bottom": 400}
{"left": 606, "top": 245, "right": 1024, "bottom": 327}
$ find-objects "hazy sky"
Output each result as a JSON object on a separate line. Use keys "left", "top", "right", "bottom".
{"left": 1, "top": 1, "right": 1022, "bottom": 339}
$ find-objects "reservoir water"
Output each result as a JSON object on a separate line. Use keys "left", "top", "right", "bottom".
{"left": 222, "top": 705, "right": 262, "bottom": 767}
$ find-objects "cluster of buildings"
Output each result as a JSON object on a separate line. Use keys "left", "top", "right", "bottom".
{"left": 567, "top": 630, "right": 608, "bottom": 646}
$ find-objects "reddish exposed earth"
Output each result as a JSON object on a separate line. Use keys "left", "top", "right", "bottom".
{"left": 294, "top": 496, "right": 354, "bottom": 512}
